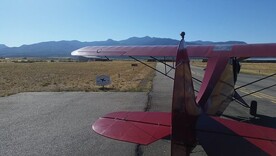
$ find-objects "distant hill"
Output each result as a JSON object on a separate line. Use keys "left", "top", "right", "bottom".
{"left": 0, "top": 44, "right": 8, "bottom": 50}
{"left": 0, "top": 37, "right": 246, "bottom": 57}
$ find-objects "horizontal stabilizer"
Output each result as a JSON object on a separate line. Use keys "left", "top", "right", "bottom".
{"left": 92, "top": 112, "right": 171, "bottom": 145}
{"left": 197, "top": 114, "right": 276, "bottom": 155}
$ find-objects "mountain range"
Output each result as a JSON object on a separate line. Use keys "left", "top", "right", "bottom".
{"left": 0, "top": 37, "right": 246, "bottom": 57}
{"left": 0, "top": 44, "right": 8, "bottom": 50}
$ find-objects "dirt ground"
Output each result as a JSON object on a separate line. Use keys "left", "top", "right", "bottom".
{"left": 0, "top": 61, "right": 156, "bottom": 97}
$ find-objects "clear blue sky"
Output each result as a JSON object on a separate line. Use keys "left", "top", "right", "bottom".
{"left": 1, "top": 0, "right": 276, "bottom": 47}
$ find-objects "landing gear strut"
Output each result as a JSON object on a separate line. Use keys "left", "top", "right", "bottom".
{"left": 250, "top": 100, "right": 257, "bottom": 117}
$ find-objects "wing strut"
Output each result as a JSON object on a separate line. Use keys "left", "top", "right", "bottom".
{"left": 129, "top": 56, "right": 175, "bottom": 80}
{"left": 149, "top": 56, "right": 176, "bottom": 75}
{"left": 234, "top": 72, "right": 276, "bottom": 99}
{"left": 149, "top": 56, "right": 202, "bottom": 84}
{"left": 129, "top": 55, "right": 200, "bottom": 93}
{"left": 239, "top": 84, "right": 276, "bottom": 99}
{"left": 235, "top": 73, "right": 276, "bottom": 90}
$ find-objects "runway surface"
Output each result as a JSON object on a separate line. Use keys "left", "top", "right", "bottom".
{"left": 0, "top": 92, "right": 147, "bottom": 156}
{"left": 0, "top": 63, "right": 275, "bottom": 156}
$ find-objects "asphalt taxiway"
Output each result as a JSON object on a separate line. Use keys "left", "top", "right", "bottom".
{"left": 0, "top": 92, "right": 147, "bottom": 156}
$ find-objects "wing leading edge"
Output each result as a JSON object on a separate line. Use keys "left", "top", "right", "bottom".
{"left": 72, "top": 44, "right": 276, "bottom": 58}
{"left": 72, "top": 46, "right": 178, "bottom": 57}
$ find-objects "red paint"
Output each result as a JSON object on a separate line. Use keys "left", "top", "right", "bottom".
{"left": 196, "top": 56, "right": 229, "bottom": 109}
{"left": 212, "top": 117, "right": 276, "bottom": 154}
{"left": 171, "top": 39, "right": 201, "bottom": 156}
{"left": 72, "top": 43, "right": 276, "bottom": 58}
{"left": 92, "top": 112, "right": 171, "bottom": 145}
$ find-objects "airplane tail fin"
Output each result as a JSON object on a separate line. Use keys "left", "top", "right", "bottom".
{"left": 172, "top": 33, "right": 200, "bottom": 117}
{"left": 171, "top": 32, "right": 201, "bottom": 154}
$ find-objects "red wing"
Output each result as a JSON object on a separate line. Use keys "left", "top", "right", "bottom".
{"left": 72, "top": 44, "right": 276, "bottom": 58}
{"left": 186, "top": 45, "right": 213, "bottom": 57}
{"left": 187, "top": 43, "right": 276, "bottom": 57}
{"left": 197, "top": 114, "right": 276, "bottom": 156}
{"left": 231, "top": 43, "right": 276, "bottom": 57}
{"left": 92, "top": 112, "right": 171, "bottom": 145}
{"left": 72, "top": 46, "right": 178, "bottom": 57}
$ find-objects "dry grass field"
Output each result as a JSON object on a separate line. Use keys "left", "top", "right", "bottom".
{"left": 1, "top": 60, "right": 274, "bottom": 97}
{"left": 191, "top": 61, "right": 276, "bottom": 75}
{"left": 239, "top": 63, "right": 276, "bottom": 75}
{"left": 0, "top": 61, "right": 156, "bottom": 97}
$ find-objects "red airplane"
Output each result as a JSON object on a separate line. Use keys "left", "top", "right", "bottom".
{"left": 71, "top": 32, "right": 276, "bottom": 156}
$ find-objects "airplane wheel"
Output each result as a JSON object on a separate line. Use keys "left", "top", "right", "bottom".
{"left": 250, "top": 100, "right": 257, "bottom": 116}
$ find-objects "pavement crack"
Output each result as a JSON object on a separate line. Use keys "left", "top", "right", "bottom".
{"left": 135, "top": 88, "right": 153, "bottom": 156}
{"left": 144, "top": 91, "right": 152, "bottom": 112}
